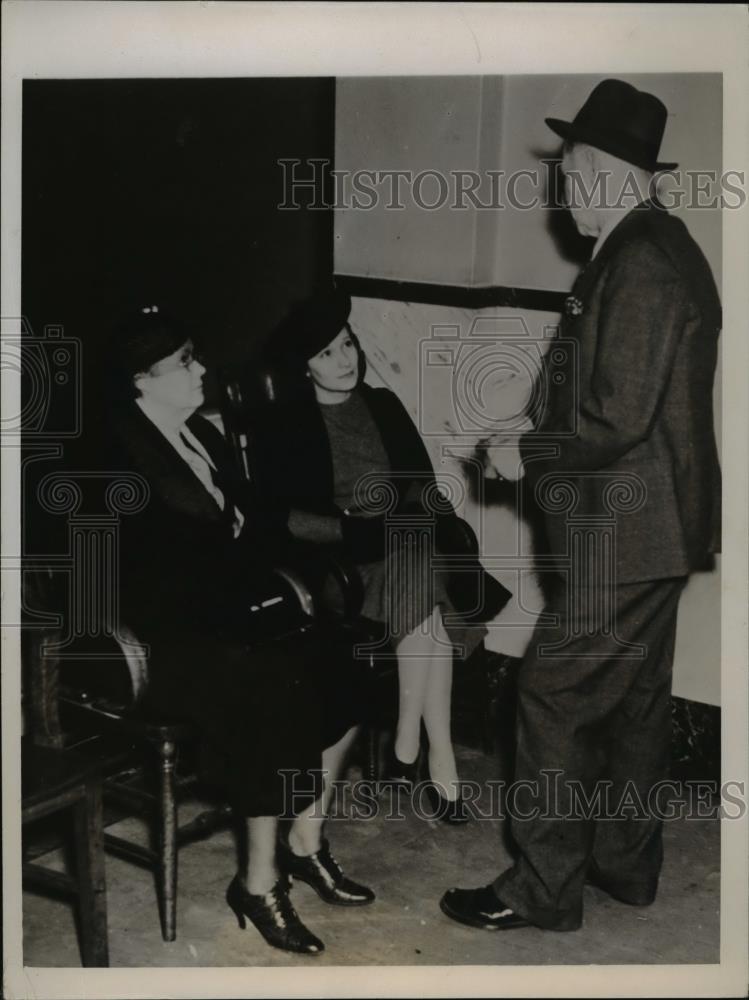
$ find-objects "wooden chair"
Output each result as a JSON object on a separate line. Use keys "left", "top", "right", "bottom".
{"left": 22, "top": 740, "right": 109, "bottom": 966}
{"left": 23, "top": 558, "right": 318, "bottom": 942}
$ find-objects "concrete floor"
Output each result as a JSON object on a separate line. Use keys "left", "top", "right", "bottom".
{"left": 22, "top": 742, "right": 720, "bottom": 969}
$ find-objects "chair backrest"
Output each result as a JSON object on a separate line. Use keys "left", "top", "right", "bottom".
{"left": 23, "top": 566, "right": 148, "bottom": 747}
{"left": 217, "top": 362, "right": 371, "bottom": 625}
{"left": 217, "top": 361, "right": 302, "bottom": 490}
{"left": 115, "top": 625, "right": 149, "bottom": 701}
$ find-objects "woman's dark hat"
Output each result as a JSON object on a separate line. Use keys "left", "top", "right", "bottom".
{"left": 273, "top": 286, "right": 353, "bottom": 365}
{"left": 546, "top": 78, "right": 678, "bottom": 172}
{"left": 112, "top": 305, "right": 190, "bottom": 377}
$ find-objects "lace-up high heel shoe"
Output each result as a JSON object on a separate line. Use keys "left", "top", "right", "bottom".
{"left": 279, "top": 838, "right": 375, "bottom": 906}
{"left": 226, "top": 875, "right": 325, "bottom": 954}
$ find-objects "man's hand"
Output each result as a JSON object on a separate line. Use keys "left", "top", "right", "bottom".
{"left": 478, "top": 433, "right": 527, "bottom": 482}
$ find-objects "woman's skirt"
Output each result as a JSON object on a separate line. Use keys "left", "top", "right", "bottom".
{"left": 356, "top": 532, "right": 486, "bottom": 660}
{"left": 142, "top": 625, "right": 362, "bottom": 818}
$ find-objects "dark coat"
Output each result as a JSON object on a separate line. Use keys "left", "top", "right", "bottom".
{"left": 253, "top": 382, "right": 511, "bottom": 627}
{"left": 102, "top": 402, "right": 356, "bottom": 815}
{"left": 521, "top": 199, "right": 722, "bottom": 584}
{"left": 108, "top": 403, "right": 278, "bottom": 639}
{"left": 254, "top": 383, "right": 437, "bottom": 525}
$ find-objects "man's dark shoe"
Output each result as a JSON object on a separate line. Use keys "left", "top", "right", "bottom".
{"left": 439, "top": 884, "right": 530, "bottom": 930}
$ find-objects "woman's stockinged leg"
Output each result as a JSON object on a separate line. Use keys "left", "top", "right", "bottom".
{"left": 393, "top": 606, "right": 458, "bottom": 791}
{"left": 394, "top": 624, "right": 434, "bottom": 764}
{"left": 287, "top": 724, "right": 359, "bottom": 856}
{"left": 278, "top": 725, "right": 376, "bottom": 906}
{"left": 243, "top": 816, "right": 279, "bottom": 895}
{"left": 421, "top": 610, "right": 459, "bottom": 800}
{"left": 229, "top": 815, "right": 326, "bottom": 955}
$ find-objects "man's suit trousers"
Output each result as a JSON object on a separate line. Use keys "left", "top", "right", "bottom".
{"left": 493, "top": 575, "right": 687, "bottom": 931}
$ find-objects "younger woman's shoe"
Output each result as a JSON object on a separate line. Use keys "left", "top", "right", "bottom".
{"left": 382, "top": 749, "right": 421, "bottom": 790}
{"left": 226, "top": 875, "right": 324, "bottom": 955}
{"left": 278, "top": 838, "right": 375, "bottom": 906}
{"left": 423, "top": 780, "right": 470, "bottom": 825}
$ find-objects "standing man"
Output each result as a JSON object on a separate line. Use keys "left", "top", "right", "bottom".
{"left": 441, "top": 79, "right": 722, "bottom": 932}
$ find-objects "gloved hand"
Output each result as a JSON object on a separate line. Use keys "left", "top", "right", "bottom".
{"left": 340, "top": 512, "right": 388, "bottom": 564}
{"left": 392, "top": 498, "right": 475, "bottom": 555}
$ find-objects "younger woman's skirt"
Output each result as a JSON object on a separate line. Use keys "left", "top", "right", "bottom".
{"left": 356, "top": 532, "right": 486, "bottom": 659}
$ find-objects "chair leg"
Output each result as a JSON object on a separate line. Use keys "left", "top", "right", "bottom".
{"left": 366, "top": 723, "right": 379, "bottom": 783}
{"left": 73, "top": 782, "right": 109, "bottom": 967}
{"left": 156, "top": 738, "right": 178, "bottom": 942}
{"left": 365, "top": 647, "right": 382, "bottom": 782}
{"left": 482, "top": 646, "right": 499, "bottom": 755}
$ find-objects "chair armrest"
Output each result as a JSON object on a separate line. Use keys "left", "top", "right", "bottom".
{"left": 273, "top": 543, "right": 365, "bottom": 623}
{"left": 324, "top": 552, "right": 365, "bottom": 622}
{"left": 270, "top": 565, "right": 316, "bottom": 619}
{"left": 238, "top": 563, "right": 318, "bottom": 642}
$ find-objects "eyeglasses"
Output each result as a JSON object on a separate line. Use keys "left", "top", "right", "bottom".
{"left": 176, "top": 351, "right": 205, "bottom": 371}
{"left": 148, "top": 348, "right": 206, "bottom": 378}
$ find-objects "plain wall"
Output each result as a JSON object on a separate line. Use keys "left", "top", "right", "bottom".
{"left": 334, "top": 76, "right": 503, "bottom": 285}
{"left": 335, "top": 74, "right": 722, "bottom": 292}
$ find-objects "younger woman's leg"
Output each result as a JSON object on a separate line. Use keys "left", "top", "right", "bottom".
{"left": 393, "top": 623, "right": 434, "bottom": 763}
{"left": 393, "top": 606, "right": 457, "bottom": 773}
{"left": 421, "top": 609, "right": 459, "bottom": 800}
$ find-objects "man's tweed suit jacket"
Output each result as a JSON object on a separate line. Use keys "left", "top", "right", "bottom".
{"left": 521, "top": 198, "right": 722, "bottom": 585}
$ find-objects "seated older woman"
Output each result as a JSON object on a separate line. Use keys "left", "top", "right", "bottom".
{"left": 104, "top": 305, "right": 372, "bottom": 956}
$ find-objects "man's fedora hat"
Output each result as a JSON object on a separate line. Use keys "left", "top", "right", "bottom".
{"left": 546, "top": 78, "right": 678, "bottom": 172}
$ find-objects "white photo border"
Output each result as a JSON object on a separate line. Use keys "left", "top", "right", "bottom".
{"left": 2, "top": 3, "right": 747, "bottom": 998}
